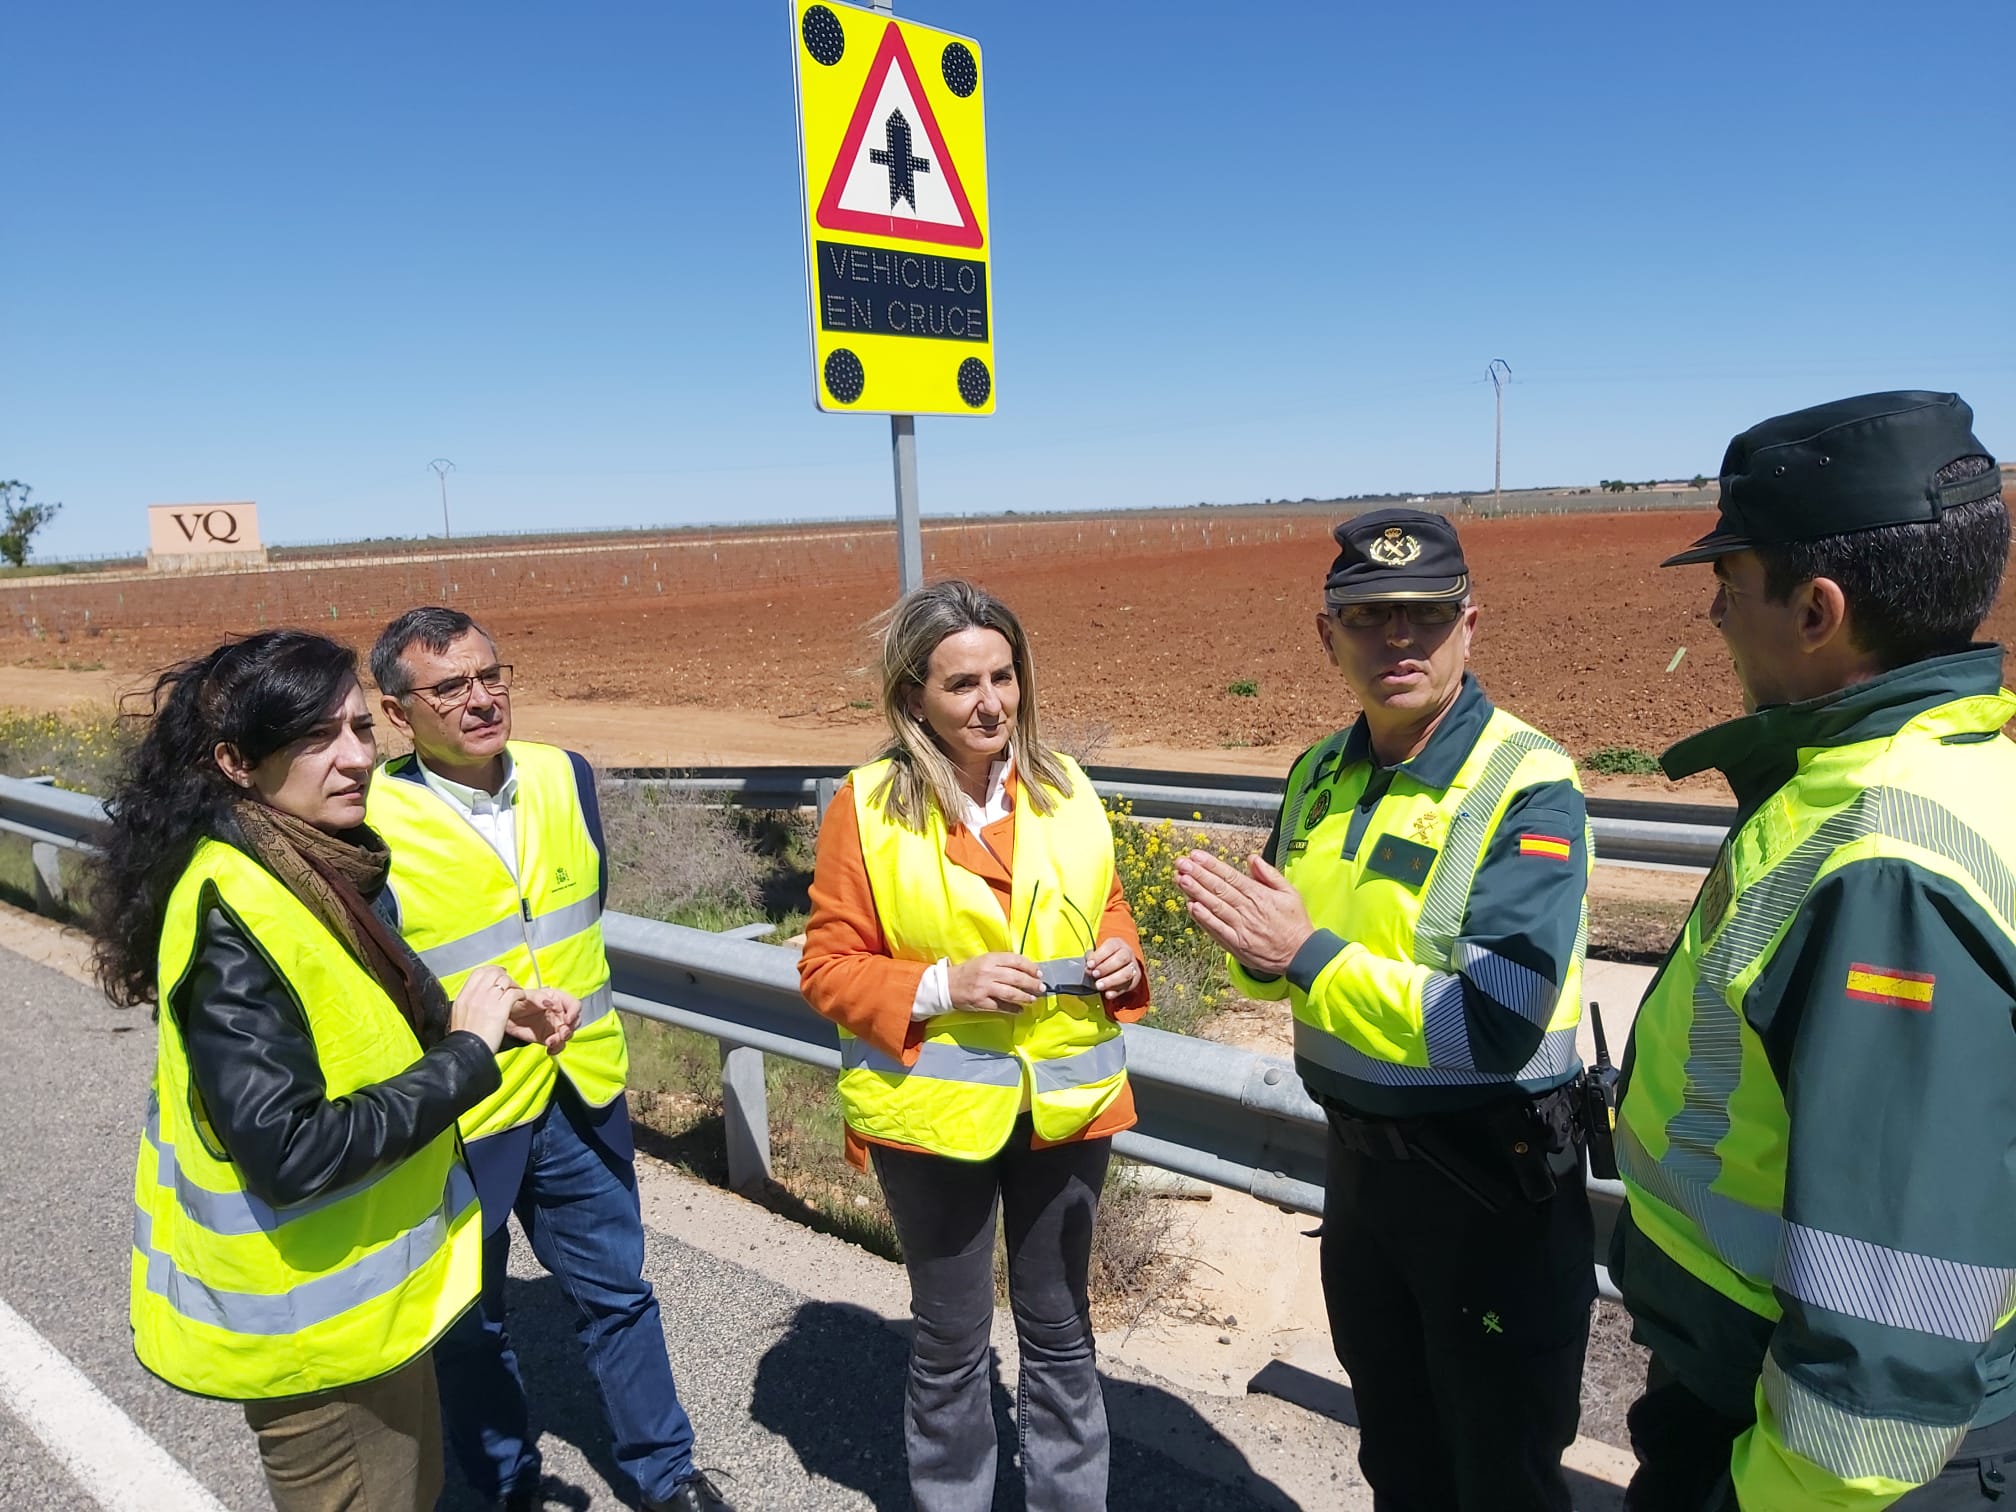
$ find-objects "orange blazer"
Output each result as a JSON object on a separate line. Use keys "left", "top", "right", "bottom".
{"left": 799, "top": 769, "right": 1152, "bottom": 1170}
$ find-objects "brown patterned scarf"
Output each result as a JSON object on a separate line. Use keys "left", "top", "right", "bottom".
{"left": 231, "top": 800, "right": 450, "bottom": 1043}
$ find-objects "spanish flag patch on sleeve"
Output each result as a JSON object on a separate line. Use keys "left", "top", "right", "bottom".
{"left": 1518, "top": 833, "right": 1573, "bottom": 861}
{"left": 1844, "top": 963, "right": 1936, "bottom": 1010}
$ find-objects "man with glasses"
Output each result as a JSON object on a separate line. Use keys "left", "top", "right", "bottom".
{"left": 366, "top": 607, "right": 731, "bottom": 1512}
{"left": 1176, "top": 510, "right": 1596, "bottom": 1511}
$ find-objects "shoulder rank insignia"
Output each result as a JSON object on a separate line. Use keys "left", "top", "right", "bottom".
{"left": 1365, "top": 833, "right": 1437, "bottom": 891}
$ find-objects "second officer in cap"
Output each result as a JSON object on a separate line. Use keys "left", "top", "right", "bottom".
{"left": 1177, "top": 508, "right": 1597, "bottom": 1511}
{"left": 1614, "top": 392, "right": 2016, "bottom": 1510}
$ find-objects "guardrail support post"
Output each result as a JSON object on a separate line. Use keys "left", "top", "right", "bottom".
{"left": 720, "top": 1043, "right": 773, "bottom": 1191}
{"left": 813, "top": 776, "right": 840, "bottom": 835}
{"left": 29, "top": 842, "right": 64, "bottom": 915}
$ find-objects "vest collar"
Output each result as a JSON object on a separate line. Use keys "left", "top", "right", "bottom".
{"left": 1341, "top": 672, "right": 1495, "bottom": 791}
{"left": 950, "top": 751, "right": 1014, "bottom": 834}
{"left": 1660, "top": 644, "right": 2010, "bottom": 810}
{"left": 416, "top": 749, "right": 518, "bottom": 815}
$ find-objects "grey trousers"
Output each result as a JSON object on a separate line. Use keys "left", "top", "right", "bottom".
{"left": 871, "top": 1116, "right": 1112, "bottom": 1512}
{"left": 241, "top": 1352, "right": 442, "bottom": 1512}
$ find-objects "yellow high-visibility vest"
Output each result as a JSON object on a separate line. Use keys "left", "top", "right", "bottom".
{"left": 132, "top": 839, "right": 482, "bottom": 1401}
{"left": 840, "top": 754, "right": 1129, "bottom": 1159}
{"left": 1618, "top": 683, "right": 2016, "bottom": 1505}
{"left": 366, "top": 741, "right": 627, "bottom": 1143}
{"left": 1250, "top": 707, "right": 1589, "bottom": 1108}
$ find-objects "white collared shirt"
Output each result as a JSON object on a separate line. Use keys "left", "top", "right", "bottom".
{"left": 913, "top": 752, "right": 1014, "bottom": 1020}
{"left": 417, "top": 751, "right": 521, "bottom": 883}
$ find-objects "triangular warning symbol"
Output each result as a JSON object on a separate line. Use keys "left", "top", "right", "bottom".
{"left": 815, "top": 22, "right": 982, "bottom": 250}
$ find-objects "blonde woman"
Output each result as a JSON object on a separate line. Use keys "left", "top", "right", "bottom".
{"left": 799, "top": 579, "right": 1151, "bottom": 1512}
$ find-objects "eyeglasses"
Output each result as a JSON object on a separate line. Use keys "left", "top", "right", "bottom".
{"left": 406, "top": 664, "right": 513, "bottom": 708}
{"left": 1329, "top": 602, "right": 1465, "bottom": 631}
{"left": 1018, "top": 881, "right": 1097, "bottom": 955}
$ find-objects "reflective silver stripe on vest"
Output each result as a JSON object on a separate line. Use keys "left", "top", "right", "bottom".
{"left": 1779, "top": 1222, "right": 2016, "bottom": 1344}
{"left": 1031, "top": 1035, "right": 1127, "bottom": 1093}
{"left": 419, "top": 914, "right": 529, "bottom": 978}
{"left": 528, "top": 894, "right": 602, "bottom": 951}
{"left": 145, "top": 1096, "right": 374, "bottom": 1238}
{"left": 1414, "top": 728, "right": 1567, "bottom": 971}
{"left": 1616, "top": 1111, "right": 1782, "bottom": 1280}
{"left": 1658, "top": 807, "right": 1870, "bottom": 1276}
{"left": 1295, "top": 1017, "right": 1578, "bottom": 1088}
{"left": 133, "top": 1162, "right": 478, "bottom": 1336}
{"left": 1417, "top": 972, "right": 1474, "bottom": 1071}
{"left": 841, "top": 1037, "right": 1024, "bottom": 1087}
{"left": 1455, "top": 942, "right": 1561, "bottom": 1028}
{"left": 1280, "top": 730, "right": 1351, "bottom": 849}
{"left": 418, "top": 894, "right": 604, "bottom": 979}
{"left": 1762, "top": 1352, "right": 1967, "bottom": 1485}
{"left": 1638, "top": 786, "right": 2016, "bottom": 1283}
{"left": 576, "top": 981, "right": 613, "bottom": 1027}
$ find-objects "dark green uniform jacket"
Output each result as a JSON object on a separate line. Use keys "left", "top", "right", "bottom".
{"left": 1239, "top": 675, "right": 1591, "bottom": 1117}
{"left": 1614, "top": 646, "right": 2016, "bottom": 1509}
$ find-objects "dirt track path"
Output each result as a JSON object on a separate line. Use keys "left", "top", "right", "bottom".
{"left": 1, "top": 664, "right": 1728, "bottom": 806}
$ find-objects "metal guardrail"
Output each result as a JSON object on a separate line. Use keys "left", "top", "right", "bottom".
{"left": 0, "top": 770, "right": 1626, "bottom": 1295}
{"left": 608, "top": 762, "right": 1734, "bottom": 869}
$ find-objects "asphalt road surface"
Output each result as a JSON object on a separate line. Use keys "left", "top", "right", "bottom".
{"left": 0, "top": 943, "right": 1309, "bottom": 1511}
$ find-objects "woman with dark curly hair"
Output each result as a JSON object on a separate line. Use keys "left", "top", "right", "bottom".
{"left": 89, "top": 629, "right": 577, "bottom": 1512}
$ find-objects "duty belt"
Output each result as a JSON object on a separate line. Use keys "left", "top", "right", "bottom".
{"left": 1325, "top": 1084, "right": 1585, "bottom": 1211}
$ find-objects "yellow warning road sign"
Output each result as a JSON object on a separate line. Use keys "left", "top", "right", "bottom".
{"left": 791, "top": 1, "right": 994, "bottom": 416}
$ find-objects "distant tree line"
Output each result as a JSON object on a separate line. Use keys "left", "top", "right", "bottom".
{"left": 1597, "top": 476, "right": 1712, "bottom": 494}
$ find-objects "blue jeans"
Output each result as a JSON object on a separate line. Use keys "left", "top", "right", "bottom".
{"left": 434, "top": 1086, "right": 696, "bottom": 1504}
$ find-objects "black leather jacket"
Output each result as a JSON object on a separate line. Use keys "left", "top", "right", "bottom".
{"left": 165, "top": 880, "right": 499, "bottom": 1209}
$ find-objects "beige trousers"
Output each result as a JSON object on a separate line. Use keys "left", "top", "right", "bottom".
{"left": 241, "top": 1353, "right": 443, "bottom": 1512}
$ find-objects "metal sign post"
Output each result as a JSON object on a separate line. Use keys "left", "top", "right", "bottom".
{"left": 791, "top": 0, "right": 994, "bottom": 598}
{"left": 889, "top": 412, "right": 923, "bottom": 590}
{"left": 873, "top": 0, "right": 923, "bottom": 593}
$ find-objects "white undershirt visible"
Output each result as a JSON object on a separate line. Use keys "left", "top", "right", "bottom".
{"left": 912, "top": 753, "right": 1014, "bottom": 1021}
{"left": 417, "top": 752, "right": 521, "bottom": 882}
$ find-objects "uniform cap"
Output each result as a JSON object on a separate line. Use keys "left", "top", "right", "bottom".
{"left": 1324, "top": 509, "right": 1470, "bottom": 605}
{"left": 1663, "top": 391, "right": 2000, "bottom": 567}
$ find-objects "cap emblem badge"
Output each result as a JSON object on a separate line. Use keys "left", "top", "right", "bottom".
{"left": 1368, "top": 527, "right": 1422, "bottom": 567}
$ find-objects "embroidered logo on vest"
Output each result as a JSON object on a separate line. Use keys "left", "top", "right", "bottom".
{"left": 1304, "top": 788, "right": 1333, "bottom": 830}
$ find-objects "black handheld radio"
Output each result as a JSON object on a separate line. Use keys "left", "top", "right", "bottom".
{"left": 1578, "top": 1001, "right": 1621, "bottom": 1181}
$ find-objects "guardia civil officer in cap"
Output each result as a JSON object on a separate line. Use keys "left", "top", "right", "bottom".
{"left": 1176, "top": 508, "right": 1598, "bottom": 1511}
{"left": 1611, "top": 392, "right": 2016, "bottom": 1510}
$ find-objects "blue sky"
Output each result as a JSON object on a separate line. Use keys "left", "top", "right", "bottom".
{"left": 7, "top": 0, "right": 2011, "bottom": 560}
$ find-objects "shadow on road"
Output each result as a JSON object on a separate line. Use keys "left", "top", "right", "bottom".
{"left": 1247, "top": 1359, "right": 1625, "bottom": 1512}
{"left": 430, "top": 1281, "right": 1307, "bottom": 1509}
{"left": 435, "top": 1272, "right": 619, "bottom": 1512}
{"left": 751, "top": 1299, "right": 1300, "bottom": 1511}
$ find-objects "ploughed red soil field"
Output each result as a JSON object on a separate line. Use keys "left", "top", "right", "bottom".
{"left": 5, "top": 506, "right": 2013, "bottom": 762}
